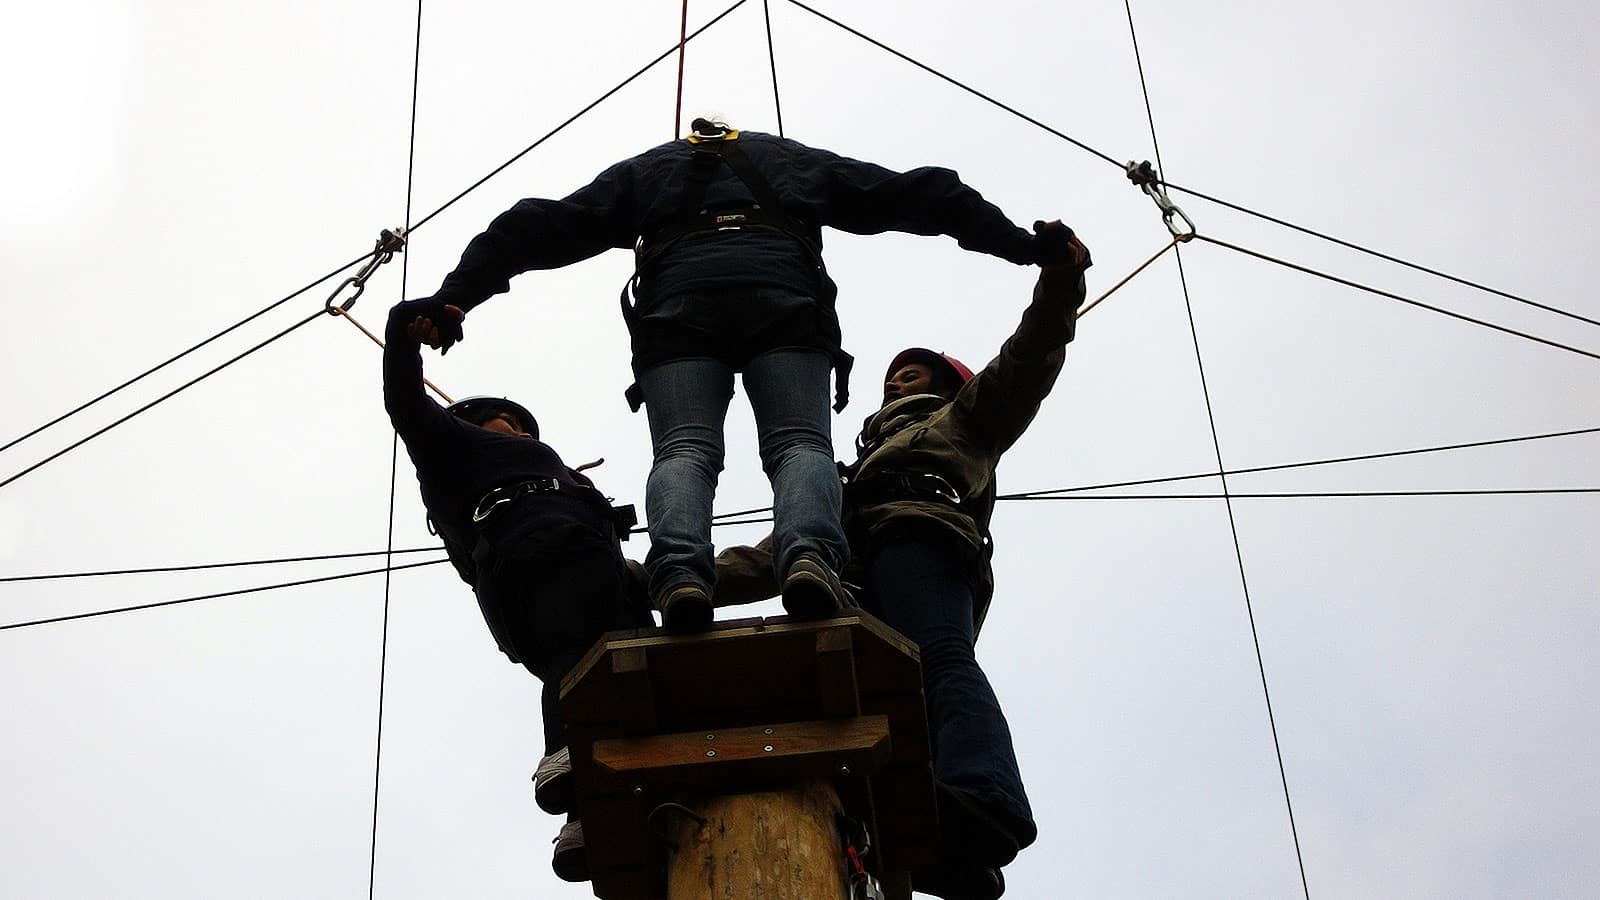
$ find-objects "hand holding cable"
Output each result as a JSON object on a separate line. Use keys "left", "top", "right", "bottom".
{"left": 1030, "top": 219, "right": 1092, "bottom": 272}
{"left": 389, "top": 298, "right": 466, "bottom": 353}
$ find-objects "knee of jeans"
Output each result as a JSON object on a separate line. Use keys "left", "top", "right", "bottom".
{"left": 757, "top": 430, "right": 833, "bottom": 477}
{"left": 654, "top": 430, "right": 726, "bottom": 475}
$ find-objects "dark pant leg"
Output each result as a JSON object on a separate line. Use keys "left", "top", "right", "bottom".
{"left": 480, "top": 538, "right": 651, "bottom": 754}
{"left": 859, "top": 531, "right": 1034, "bottom": 834}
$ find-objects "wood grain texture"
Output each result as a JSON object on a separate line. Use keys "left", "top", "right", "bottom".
{"left": 667, "top": 778, "right": 849, "bottom": 900}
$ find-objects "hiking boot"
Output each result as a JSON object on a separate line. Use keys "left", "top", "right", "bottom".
{"left": 935, "top": 781, "right": 1035, "bottom": 868}
{"left": 911, "top": 860, "right": 1005, "bottom": 900}
{"left": 658, "top": 582, "right": 713, "bottom": 634}
{"left": 532, "top": 746, "right": 572, "bottom": 816}
{"left": 551, "top": 820, "right": 589, "bottom": 883}
{"left": 781, "top": 552, "right": 848, "bottom": 619}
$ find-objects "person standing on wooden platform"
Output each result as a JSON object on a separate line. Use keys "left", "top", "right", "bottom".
{"left": 715, "top": 222, "right": 1092, "bottom": 899}
{"left": 391, "top": 118, "right": 1077, "bottom": 635}
{"left": 382, "top": 300, "right": 653, "bottom": 883}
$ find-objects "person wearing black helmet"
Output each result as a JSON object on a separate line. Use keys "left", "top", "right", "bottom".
{"left": 382, "top": 300, "right": 653, "bottom": 883}
{"left": 391, "top": 118, "right": 1079, "bottom": 633}
{"left": 714, "top": 223, "right": 1093, "bottom": 899}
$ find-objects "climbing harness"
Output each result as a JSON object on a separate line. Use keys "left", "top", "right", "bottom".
{"left": 1126, "top": 161, "right": 1195, "bottom": 241}
{"left": 325, "top": 227, "right": 407, "bottom": 313}
{"left": 836, "top": 814, "right": 886, "bottom": 900}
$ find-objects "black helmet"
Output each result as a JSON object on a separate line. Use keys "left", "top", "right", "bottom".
{"left": 446, "top": 396, "right": 539, "bottom": 438}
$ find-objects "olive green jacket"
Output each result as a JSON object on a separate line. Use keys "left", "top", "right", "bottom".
{"left": 715, "top": 264, "right": 1087, "bottom": 634}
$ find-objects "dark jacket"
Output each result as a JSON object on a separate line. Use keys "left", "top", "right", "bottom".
{"left": 427, "top": 131, "right": 1041, "bottom": 395}
{"left": 382, "top": 311, "right": 618, "bottom": 590}
{"left": 716, "top": 264, "right": 1087, "bottom": 633}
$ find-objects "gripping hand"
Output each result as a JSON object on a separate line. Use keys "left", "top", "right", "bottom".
{"left": 1030, "top": 219, "right": 1092, "bottom": 272}
{"left": 389, "top": 298, "right": 466, "bottom": 353}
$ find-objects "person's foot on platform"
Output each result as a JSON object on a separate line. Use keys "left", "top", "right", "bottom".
{"left": 781, "top": 552, "right": 849, "bottom": 619}
{"left": 658, "top": 582, "right": 713, "bottom": 633}
{"left": 935, "top": 781, "right": 1037, "bottom": 869}
{"left": 551, "top": 820, "right": 589, "bottom": 882}
{"left": 912, "top": 859, "right": 1005, "bottom": 900}
{"left": 532, "top": 746, "right": 572, "bottom": 815}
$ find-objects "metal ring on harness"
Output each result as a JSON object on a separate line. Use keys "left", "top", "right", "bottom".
{"left": 472, "top": 477, "right": 561, "bottom": 523}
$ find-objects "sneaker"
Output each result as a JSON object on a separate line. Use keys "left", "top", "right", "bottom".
{"left": 911, "top": 860, "right": 1005, "bottom": 900}
{"left": 532, "top": 746, "right": 572, "bottom": 816}
{"left": 781, "top": 552, "right": 848, "bottom": 619}
{"left": 551, "top": 820, "right": 589, "bottom": 883}
{"left": 658, "top": 582, "right": 713, "bottom": 634}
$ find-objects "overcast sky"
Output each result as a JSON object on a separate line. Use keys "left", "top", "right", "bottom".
{"left": 2, "top": 1, "right": 1597, "bottom": 898}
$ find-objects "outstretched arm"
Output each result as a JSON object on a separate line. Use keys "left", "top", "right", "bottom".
{"left": 382, "top": 301, "right": 463, "bottom": 441}
{"left": 952, "top": 224, "right": 1092, "bottom": 454}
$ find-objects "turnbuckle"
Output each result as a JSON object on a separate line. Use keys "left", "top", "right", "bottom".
{"left": 325, "top": 227, "right": 408, "bottom": 314}
{"left": 1126, "top": 161, "right": 1196, "bottom": 241}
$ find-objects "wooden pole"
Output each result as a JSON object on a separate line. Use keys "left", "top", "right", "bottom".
{"left": 667, "top": 777, "right": 849, "bottom": 900}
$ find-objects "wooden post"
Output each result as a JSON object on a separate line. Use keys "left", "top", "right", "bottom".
{"left": 666, "top": 778, "right": 848, "bottom": 900}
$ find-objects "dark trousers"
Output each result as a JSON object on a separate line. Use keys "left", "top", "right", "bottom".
{"left": 476, "top": 537, "right": 652, "bottom": 754}
{"left": 857, "top": 529, "right": 1035, "bottom": 837}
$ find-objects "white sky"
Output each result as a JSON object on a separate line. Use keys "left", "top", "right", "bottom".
{"left": 2, "top": 1, "right": 1597, "bottom": 897}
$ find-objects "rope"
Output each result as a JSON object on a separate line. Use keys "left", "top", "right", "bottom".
{"left": 0, "top": 558, "right": 450, "bottom": 633}
{"left": 1001, "top": 425, "right": 1600, "bottom": 500}
{"left": 1121, "top": 0, "right": 1311, "bottom": 894}
{"left": 1193, "top": 234, "right": 1600, "bottom": 365}
{"left": 0, "top": 546, "right": 444, "bottom": 583}
{"left": 674, "top": 0, "right": 690, "bottom": 138}
{"left": 762, "top": 0, "right": 785, "bottom": 137}
{"left": 0, "top": 254, "right": 370, "bottom": 458}
{"left": 779, "top": 0, "right": 1123, "bottom": 169}
{"left": 1162, "top": 180, "right": 1600, "bottom": 330}
{"left": 1077, "top": 237, "right": 1179, "bottom": 319}
{"left": 0, "top": 309, "right": 325, "bottom": 492}
{"left": 330, "top": 307, "right": 454, "bottom": 403}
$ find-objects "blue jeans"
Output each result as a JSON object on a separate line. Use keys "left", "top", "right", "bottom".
{"left": 638, "top": 348, "right": 847, "bottom": 600}
{"left": 858, "top": 529, "right": 1036, "bottom": 843}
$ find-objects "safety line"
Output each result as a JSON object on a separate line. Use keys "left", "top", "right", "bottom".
{"left": 1122, "top": 0, "right": 1311, "bottom": 895}
{"left": 370, "top": 6, "right": 425, "bottom": 894}
{"left": 331, "top": 307, "right": 454, "bottom": 403}
{"left": 409, "top": 0, "right": 748, "bottom": 233}
{"left": 1077, "top": 237, "right": 1179, "bottom": 318}
{"left": 780, "top": 0, "right": 1123, "bottom": 168}
{"left": 0, "top": 254, "right": 371, "bottom": 458}
{"left": 1001, "top": 424, "right": 1600, "bottom": 500}
{"left": 674, "top": 0, "right": 690, "bottom": 137}
{"left": 0, "top": 547, "right": 443, "bottom": 583}
{"left": 762, "top": 0, "right": 785, "bottom": 137}
{"left": 1162, "top": 180, "right": 1600, "bottom": 330}
{"left": 0, "top": 310, "right": 326, "bottom": 492}
{"left": 1195, "top": 234, "right": 1600, "bottom": 365}
{"left": 1005, "top": 487, "right": 1600, "bottom": 501}
{"left": 0, "top": 558, "right": 450, "bottom": 633}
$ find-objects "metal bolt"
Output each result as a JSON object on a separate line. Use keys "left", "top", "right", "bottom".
{"left": 706, "top": 750, "right": 718, "bottom": 758}
{"left": 633, "top": 785, "right": 645, "bottom": 797}
{"left": 763, "top": 728, "right": 774, "bottom": 735}
{"left": 705, "top": 733, "right": 716, "bottom": 741}
{"left": 839, "top": 765, "right": 851, "bottom": 777}
{"left": 763, "top": 745, "right": 774, "bottom": 752}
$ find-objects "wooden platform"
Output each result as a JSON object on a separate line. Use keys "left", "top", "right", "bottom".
{"left": 560, "top": 613, "right": 937, "bottom": 900}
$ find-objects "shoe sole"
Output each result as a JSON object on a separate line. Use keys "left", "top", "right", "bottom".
{"left": 781, "top": 570, "right": 842, "bottom": 619}
{"left": 662, "top": 592, "right": 713, "bottom": 634}
{"left": 534, "top": 772, "right": 573, "bottom": 816}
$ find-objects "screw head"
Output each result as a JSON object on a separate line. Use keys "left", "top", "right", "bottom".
{"left": 763, "top": 745, "right": 774, "bottom": 752}
{"left": 839, "top": 765, "right": 851, "bottom": 777}
{"left": 633, "top": 785, "right": 645, "bottom": 796}
{"left": 763, "top": 728, "right": 774, "bottom": 735}
{"left": 704, "top": 733, "right": 716, "bottom": 741}
{"left": 706, "top": 750, "right": 718, "bottom": 758}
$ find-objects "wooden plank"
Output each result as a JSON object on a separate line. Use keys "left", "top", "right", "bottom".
{"left": 815, "top": 627, "right": 861, "bottom": 717}
{"left": 592, "top": 715, "right": 890, "bottom": 794}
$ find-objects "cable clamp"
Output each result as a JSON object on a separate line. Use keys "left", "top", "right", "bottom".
{"left": 1126, "top": 161, "right": 1195, "bottom": 241}
{"left": 325, "top": 227, "right": 408, "bottom": 315}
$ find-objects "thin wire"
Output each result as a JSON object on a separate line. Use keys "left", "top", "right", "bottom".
{"left": 1196, "top": 234, "right": 1600, "bottom": 365}
{"left": 1077, "top": 237, "right": 1178, "bottom": 318}
{"left": 0, "top": 310, "right": 326, "bottom": 492}
{"left": 370, "top": 7, "right": 425, "bottom": 894}
{"left": 1122, "top": 1, "right": 1310, "bottom": 894}
{"left": 0, "top": 254, "right": 370, "bottom": 457}
{"left": 1001, "top": 425, "right": 1600, "bottom": 500}
{"left": 1162, "top": 180, "right": 1600, "bottom": 330}
{"left": 0, "top": 558, "right": 449, "bottom": 633}
{"left": 330, "top": 307, "right": 454, "bottom": 402}
{"left": 762, "top": 0, "right": 785, "bottom": 137}
{"left": 409, "top": 0, "right": 748, "bottom": 233}
{"left": 780, "top": 0, "right": 1122, "bottom": 169}
{"left": 1005, "top": 488, "right": 1600, "bottom": 501}
{"left": 0, "top": 547, "right": 443, "bottom": 583}
{"left": 674, "top": 0, "right": 690, "bottom": 138}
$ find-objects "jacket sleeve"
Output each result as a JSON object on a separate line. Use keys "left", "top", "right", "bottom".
{"left": 951, "top": 265, "right": 1087, "bottom": 455}
{"left": 712, "top": 537, "right": 780, "bottom": 607}
{"left": 382, "top": 310, "right": 456, "bottom": 443}
{"left": 430, "top": 158, "right": 641, "bottom": 312}
{"left": 792, "top": 143, "right": 1036, "bottom": 264}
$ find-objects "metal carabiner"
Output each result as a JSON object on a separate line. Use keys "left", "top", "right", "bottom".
{"left": 1126, "top": 161, "right": 1196, "bottom": 242}
{"left": 325, "top": 227, "right": 408, "bottom": 315}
